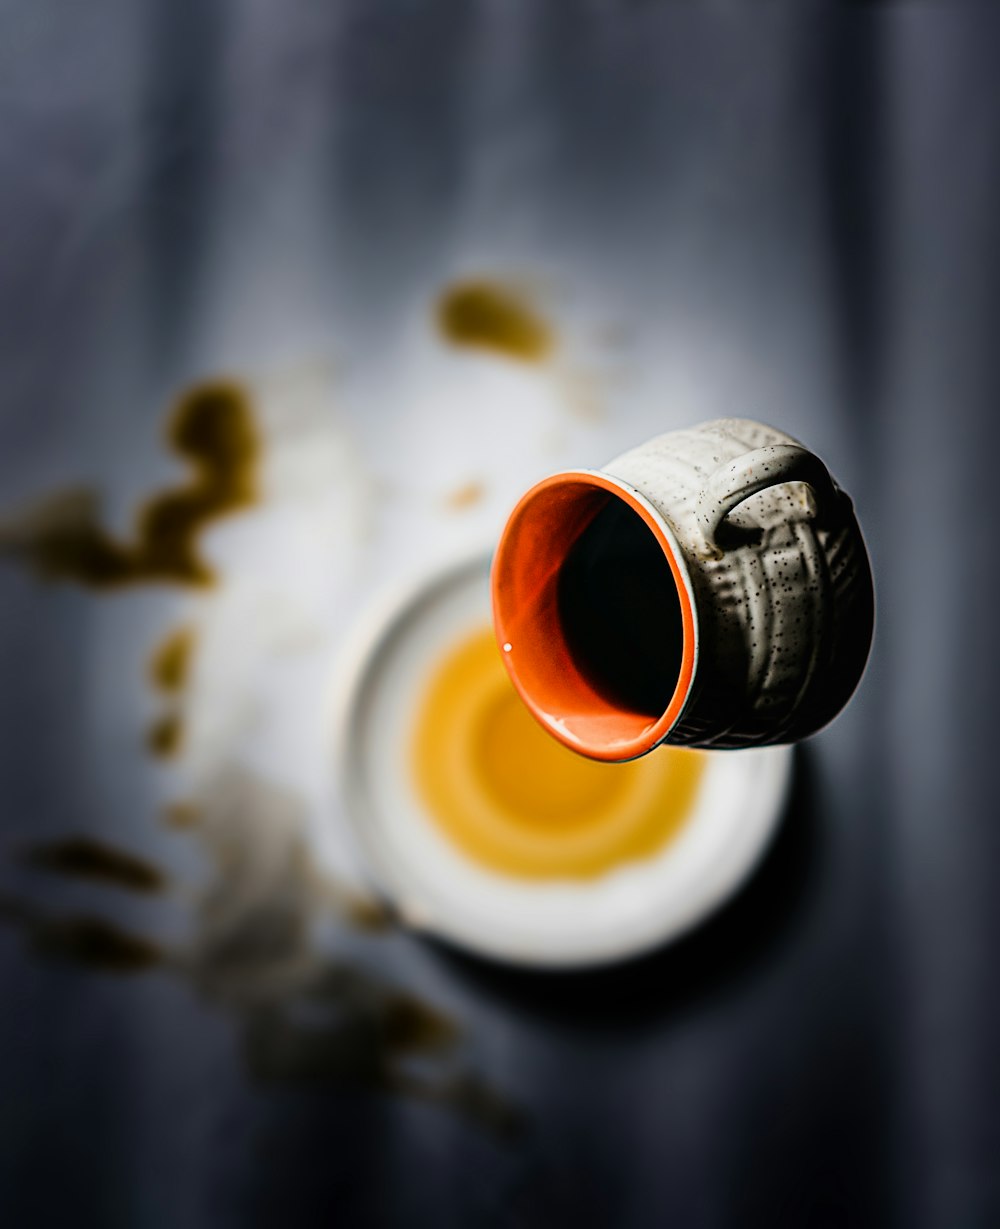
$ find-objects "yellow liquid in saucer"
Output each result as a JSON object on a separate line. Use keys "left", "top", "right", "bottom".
{"left": 410, "top": 626, "right": 705, "bottom": 880}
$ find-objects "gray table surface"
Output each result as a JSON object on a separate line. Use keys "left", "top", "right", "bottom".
{"left": 1, "top": 4, "right": 998, "bottom": 1226}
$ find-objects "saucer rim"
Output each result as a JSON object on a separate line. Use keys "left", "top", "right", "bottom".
{"left": 332, "top": 547, "right": 795, "bottom": 970}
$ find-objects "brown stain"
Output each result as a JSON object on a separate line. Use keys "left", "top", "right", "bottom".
{"left": 163, "top": 801, "right": 200, "bottom": 829}
{"left": 381, "top": 987, "right": 460, "bottom": 1054}
{"left": 309, "top": 871, "right": 394, "bottom": 933}
{"left": 342, "top": 892, "right": 393, "bottom": 933}
{"left": 147, "top": 712, "right": 183, "bottom": 757}
{"left": 0, "top": 373, "right": 518, "bottom": 1133}
{"left": 0, "top": 381, "right": 259, "bottom": 588}
{"left": 233, "top": 966, "right": 521, "bottom": 1137}
{"left": 147, "top": 626, "right": 194, "bottom": 759}
{"left": 1, "top": 768, "right": 521, "bottom": 1138}
{"left": 444, "top": 480, "right": 485, "bottom": 512}
{"left": 171, "top": 767, "right": 520, "bottom": 1136}
{"left": 386, "top": 1070, "right": 525, "bottom": 1141}
{"left": 0, "top": 895, "right": 164, "bottom": 973}
{"left": 174, "top": 771, "right": 359, "bottom": 1001}
{"left": 20, "top": 836, "right": 166, "bottom": 893}
{"left": 437, "top": 280, "right": 553, "bottom": 362}
{"left": 150, "top": 626, "right": 195, "bottom": 692}
{"left": 239, "top": 968, "right": 460, "bottom": 1086}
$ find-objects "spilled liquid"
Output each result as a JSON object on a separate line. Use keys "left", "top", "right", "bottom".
{"left": 147, "top": 627, "right": 194, "bottom": 757}
{"left": 558, "top": 496, "right": 683, "bottom": 717}
{"left": 0, "top": 381, "right": 258, "bottom": 587}
{"left": 0, "top": 895, "right": 164, "bottom": 973}
{"left": 437, "top": 280, "right": 553, "bottom": 362}
{"left": 411, "top": 627, "right": 704, "bottom": 879}
{"left": 20, "top": 836, "right": 166, "bottom": 893}
{"left": 147, "top": 712, "right": 183, "bottom": 757}
{"left": 163, "top": 802, "right": 200, "bottom": 829}
{"left": 149, "top": 625, "right": 195, "bottom": 691}
{"left": 444, "top": 480, "right": 485, "bottom": 511}
{"left": 166, "top": 769, "right": 519, "bottom": 1137}
{"left": 0, "top": 375, "right": 520, "bottom": 1138}
{"left": 0, "top": 767, "right": 519, "bottom": 1138}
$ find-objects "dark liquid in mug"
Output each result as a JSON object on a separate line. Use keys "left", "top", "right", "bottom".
{"left": 556, "top": 497, "right": 683, "bottom": 718}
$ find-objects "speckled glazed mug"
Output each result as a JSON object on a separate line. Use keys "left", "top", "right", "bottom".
{"left": 491, "top": 418, "right": 874, "bottom": 760}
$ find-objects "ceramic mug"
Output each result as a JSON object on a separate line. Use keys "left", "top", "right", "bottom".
{"left": 491, "top": 417, "right": 874, "bottom": 760}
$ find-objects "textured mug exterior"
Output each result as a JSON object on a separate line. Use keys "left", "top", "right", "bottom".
{"left": 603, "top": 417, "right": 874, "bottom": 748}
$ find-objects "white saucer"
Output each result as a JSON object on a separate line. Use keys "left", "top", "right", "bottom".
{"left": 334, "top": 551, "right": 794, "bottom": 969}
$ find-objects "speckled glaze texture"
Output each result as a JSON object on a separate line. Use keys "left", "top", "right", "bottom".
{"left": 604, "top": 418, "right": 874, "bottom": 749}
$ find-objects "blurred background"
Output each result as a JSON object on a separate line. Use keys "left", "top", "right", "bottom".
{"left": 2, "top": 2, "right": 999, "bottom": 1225}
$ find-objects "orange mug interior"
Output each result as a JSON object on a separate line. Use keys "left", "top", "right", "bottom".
{"left": 491, "top": 472, "right": 697, "bottom": 762}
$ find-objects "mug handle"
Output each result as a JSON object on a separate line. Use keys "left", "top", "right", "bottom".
{"left": 695, "top": 444, "right": 840, "bottom": 552}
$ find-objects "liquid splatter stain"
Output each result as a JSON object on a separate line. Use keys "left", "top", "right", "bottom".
{"left": 437, "top": 280, "right": 553, "bottom": 362}
{"left": 147, "top": 626, "right": 194, "bottom": 756}
{"left": 387, "top": 1070, "right": 525, "bottom": 1141}
{"left": 19, "top": 836, "right": 167, "bottom": 893}
{"left": 0, "top": 769, "right": 519, "bottom": 1133}
{"left": 170, "top": 767, "right": 519, "bottom": 1136}
{"left": 150, "top": 626, "right": 195, "bottom": 691}
{"left": 0, "top": 381, "right": 258, "bottom": 587}
{"left": 444, "top": 480, "right": 485, "bottom": 511}
{"left": 163, "top": 801, "right": 200, "bottom": 829}
{"left": 0, "top": 895, "right": 164, "bottom": 973}
{"left": 0, "top": 370, "right": 521, "bottom": 1136}
{"left": 147, "top": 712, "right": 183, "bottom": 757}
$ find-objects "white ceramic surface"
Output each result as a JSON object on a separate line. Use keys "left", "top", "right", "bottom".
{"left": 335, "top": 551, "right": 795, "bottom": 969}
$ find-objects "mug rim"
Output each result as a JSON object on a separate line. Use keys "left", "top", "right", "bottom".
{"left": 491, "top": 468, "right": 699, "bottom": 762}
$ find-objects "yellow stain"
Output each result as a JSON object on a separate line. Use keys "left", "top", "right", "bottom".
{"left": 410, "top": 627, "right": 705, "bottom": 880}
{"left": 437, "top": 281, "right": 553, "bottom": 362}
